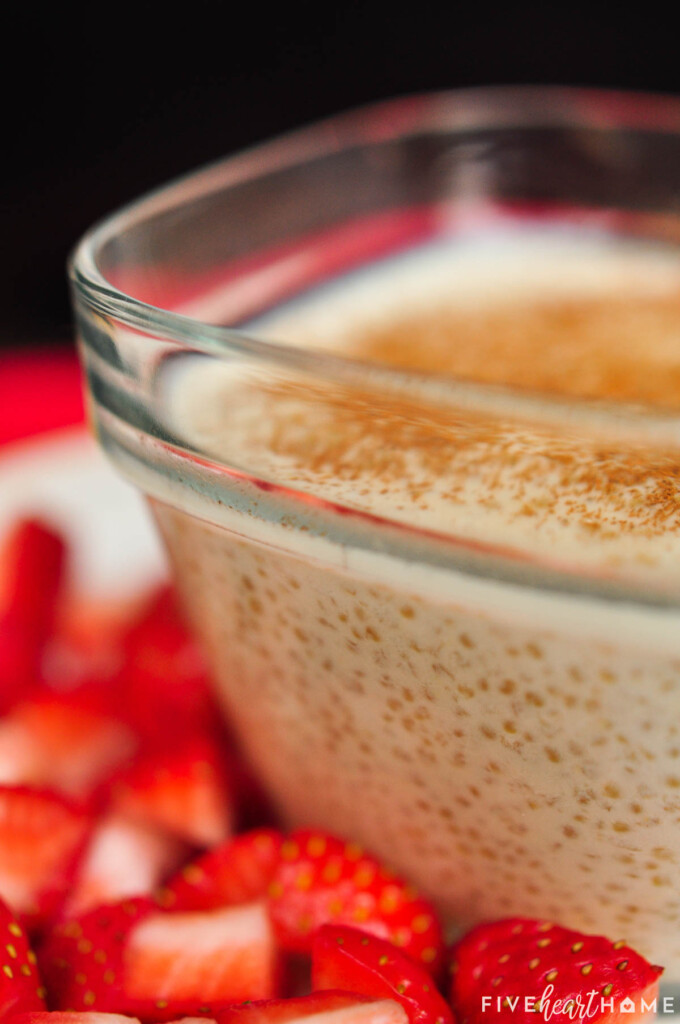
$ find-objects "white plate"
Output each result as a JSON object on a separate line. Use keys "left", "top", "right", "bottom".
{"left": 0, "top": 428, "right": 166, "bottom": 599}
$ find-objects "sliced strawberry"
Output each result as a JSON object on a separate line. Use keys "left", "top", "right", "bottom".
{"left": 450, "top": 917, "right": 663, "bottom": 1023}
{"left": 0, "top": 786, "right": 92, "bottom": 929}
{"left": 41, "top": 596, "right": 133, "bottom": 699}
{"left": 63, "top": 812, "right": 188, "bottom": 918}
{"left": 0, "top": 697, "right": 137, "bottom": 800}
{"left": 312, "top": 926, "right": 452, "bottom": 1024}
{"left": 214, "top": 991, "right": 409, "bottom": 1024}
{"left": 39, "top": 898, "right": 156, "bottom": 1013}
{"left": 0, "top": 519, "right": 66, "bottom": 636}
{"left": 41, "top": 897, "right": 280, "bottom": 1020}
{"left": 0, "top": 519, "right": 67, "bottom": 711}
{"left": 267, "top": 831, "right": 444, "bottom": 972}
{"left": 123, "top": 902, "right": 280, "bottom": 1015}
{"left": 159, "top": 829, "right": 283, "bottom": 912}
{"left": 115, "top": 586, "right": 216, "bottom": 745}
{"left": 162, "top": 1019, "right": 217, "bottom": 1024}
{"left": 109, "top": 738, "right": 233, "bottom": 849}
{"left": 0, "top": 897, "right": 46, "bottom": 1018}
{"left": 8, "top": 1015, "right": 142, "bottom": 1024}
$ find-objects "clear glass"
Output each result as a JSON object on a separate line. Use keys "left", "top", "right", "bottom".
{"left": 72, "top": 87, "right": 680, "bottom": 977}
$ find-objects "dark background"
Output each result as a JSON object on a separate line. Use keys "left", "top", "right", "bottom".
{"left": 5, "top": 4, "right": 680, "bottom": 351}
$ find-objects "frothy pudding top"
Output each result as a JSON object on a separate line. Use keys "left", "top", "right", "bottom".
{"left": 168, "top": 228, "right": 680, "bottom": 590}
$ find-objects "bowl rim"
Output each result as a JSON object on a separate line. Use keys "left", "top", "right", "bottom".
{"left": 70, "top": 85, "right": 680, "bottom": 617}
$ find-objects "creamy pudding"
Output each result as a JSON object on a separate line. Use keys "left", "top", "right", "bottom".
{"left": 150, "top": 226, "right": 680, "bottom": 972}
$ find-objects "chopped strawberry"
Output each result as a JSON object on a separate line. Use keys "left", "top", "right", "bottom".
{"left": 41, "top": 596, "right": 133, "bottom": 699}
{"left": 449, "top": 917, "right": 663, "bottom": 1023}
{"left": 162, "top": 1019, "right": 216, "bottom": 1024}
{"left": 214, "top": 991, "right": 409, "bottom": 1024}
{"left": 123, "top": 902, "right": 281, "bottom": 1015}
{"left": 109, "top": 738, "right": 233, "bottom": 849}
{"left": 0, "top": 897, "right": 46, "bottom": 1018}
{"left": 0, "top": 519, "right": 67, "bottom": 711}
{"left": 159, "top": 829, "right": 283, "bottom": 912}
{"left": 162, "top": 1020, "right": 217, "bottom": 1024}
{"left": 41, "top": 897, "right": 280, "bottom": 1020}
{"left": 267, "top": 831, "right": 444, "bottom": 972}
{"left": 8, "top": 1015, "right": 142, "bottom": 1024}
{"left": 63, "top": 812, "right": 188, "bottom": 918}
{"left": 39, "top": 898, "right": 155, "bottom": 1012}
{"left": 0, "top": 520, "right": 66, "bottom": 637}
{"left": 115, "top": 586, "right": 216, "bottom": 745}
{"left": 0, "top": 697, "right": 137, "bottom": 800}
{"left": 0, "top": 786, "right": 91, "bottom": 929}
{"left": 312, "top": 926, "right": 452, "bottom": 1024}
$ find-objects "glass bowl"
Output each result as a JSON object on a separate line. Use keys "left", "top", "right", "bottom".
{"left": 71, "top": 86, "right": 680, "bottom": 976}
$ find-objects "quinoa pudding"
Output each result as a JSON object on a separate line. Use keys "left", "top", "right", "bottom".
{"left": 71, "top": 88, "right": 680, "bottom": 981}
{"left": 149, "top": 228, "right": 680, "bottom": 973}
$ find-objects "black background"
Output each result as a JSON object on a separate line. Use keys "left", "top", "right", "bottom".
{"left": 5, "top": 4, "right": 680, "bottom": 351}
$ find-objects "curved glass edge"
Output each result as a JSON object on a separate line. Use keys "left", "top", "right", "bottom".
{"left": 71, "top": 87, "right": 680, "bottom": 613}
{"left": 75, "top": 299, "right": 680, "bottom": 620}
{"left": 69, "top": 86, "right": 680, "bottom": 438}
{"left": 71, "top": 84, "right": 680, "bottom": 317}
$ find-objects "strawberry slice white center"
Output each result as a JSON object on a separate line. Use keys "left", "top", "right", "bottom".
{"left": 0, "top": 788, "right": 89, "bottom": 917}
{"left": 11, "top": 1015, "right": 143, "bottom": 1024}
{"left": 124, "top": 901, "right": 278, "bottom": 1003}
{"left": 65, "top": 812, "right": 187, "bottom": 917}
{"left": 280, "top": 1001, "right": 408, "bottom": 1024}
{"left": 0, "top": 702, "right": 135, "bottom": 797}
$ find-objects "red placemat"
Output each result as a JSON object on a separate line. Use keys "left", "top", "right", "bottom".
{"left": 0, "top": 346, "right": 85, "bottom": 448}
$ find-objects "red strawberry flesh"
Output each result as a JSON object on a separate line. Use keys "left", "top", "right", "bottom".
{"left": 268, "top": 831, "right": 443, "bottom": 972}
{"left": 0, "top": 698, "right": 136, "bottom": 799}
{"left": 0, "top": 897, "right": 46, "bottom": 1018}
{"left": 450, "top": 917, "right": 663, "bottom": 1023}
{"left": 1, "top": 519, "right": 66, "bottom": 625}
{"left": 0, "top": 519, "right": 66, "bottom": 710}
{"left": 124, "top": 902, "right": 279, "bottom": 1009}
{"left": 38, "top": 897, "right": 156, "bottom": 1014}
{"left": 312, "top": 925, "right": 452, "bottom": 1024}
{"left": 8, "top": 1015, "right": 142, "bottom": 1024}
{"left": 110, "top": 738, "right": 232, "bottom": 849}
{"left": 40, "top": 898, "right": 279, "bottom": 1020}
{"left": 215, "top": 992, "right": 408, "bottom": 1024}
{"left": 115, "top": 585, "right": 215, "bottom": 744}
{"left": 0, "top": 786, "right": 91, "bottom": 928}
{"left": 160, "top": 829, "right": 283, "bottom": 912}
{"left": 64, "top": 812, "right": 188, "bottom": 918}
